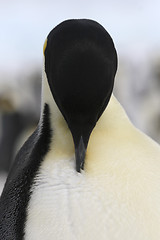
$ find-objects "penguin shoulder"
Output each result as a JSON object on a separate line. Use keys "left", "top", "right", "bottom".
{"left": 86, "top": 95, "right": 160, "bottom": 177}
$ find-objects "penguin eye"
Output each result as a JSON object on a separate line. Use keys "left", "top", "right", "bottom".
{"left": 43, "top": 38, "right": 48, "bottom": 56}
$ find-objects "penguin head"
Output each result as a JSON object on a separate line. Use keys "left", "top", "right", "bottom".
{"left": 43, "top": 19, "right": 117, "bottom": 172}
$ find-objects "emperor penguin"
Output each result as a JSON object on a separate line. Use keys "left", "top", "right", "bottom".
{"left": 0, "top": 19, "right": 160, "bottom": 240}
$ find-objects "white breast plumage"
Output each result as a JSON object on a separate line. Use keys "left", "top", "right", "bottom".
{"left": 24, "top": 157, "right": 144, "bottom": 240}
{"left": 24, "top": 116, "right": 160, "bottom": 240}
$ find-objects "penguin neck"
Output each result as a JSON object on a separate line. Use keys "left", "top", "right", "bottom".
{"left": 40, "top": 67, "right": 75, "bottom": 159}
{"left": 40, "top": 66, "right": 131, "bottom": 167}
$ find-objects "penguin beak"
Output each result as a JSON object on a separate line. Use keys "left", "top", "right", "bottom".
{"left": 69, "top": 123, "right": 94, "bottom": 172}
{"left": 75, "top": 136, "right": 86, "bottom": 172}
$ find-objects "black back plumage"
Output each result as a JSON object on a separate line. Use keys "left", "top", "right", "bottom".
{"left": 0, "top": 104, "right": 52, "bottom": 239}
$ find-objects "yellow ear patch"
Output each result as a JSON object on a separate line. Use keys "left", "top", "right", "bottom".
{"left": 43, "top": 38, "right": 48, "bottom": 56}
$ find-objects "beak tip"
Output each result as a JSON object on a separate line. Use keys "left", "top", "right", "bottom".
{"left": 76, "top": 166, "right": 81, "bottom": 173}
{"left": 75, "top": 136, "right": 86, "bottom": 172}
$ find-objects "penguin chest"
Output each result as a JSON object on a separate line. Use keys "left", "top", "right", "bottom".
{"left": 24, "top": 159, "right": 154, "bottom": 240}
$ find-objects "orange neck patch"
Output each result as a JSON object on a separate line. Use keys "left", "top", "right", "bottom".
{"left": 43, "top": 38, "right": 48, "bottom": 56}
